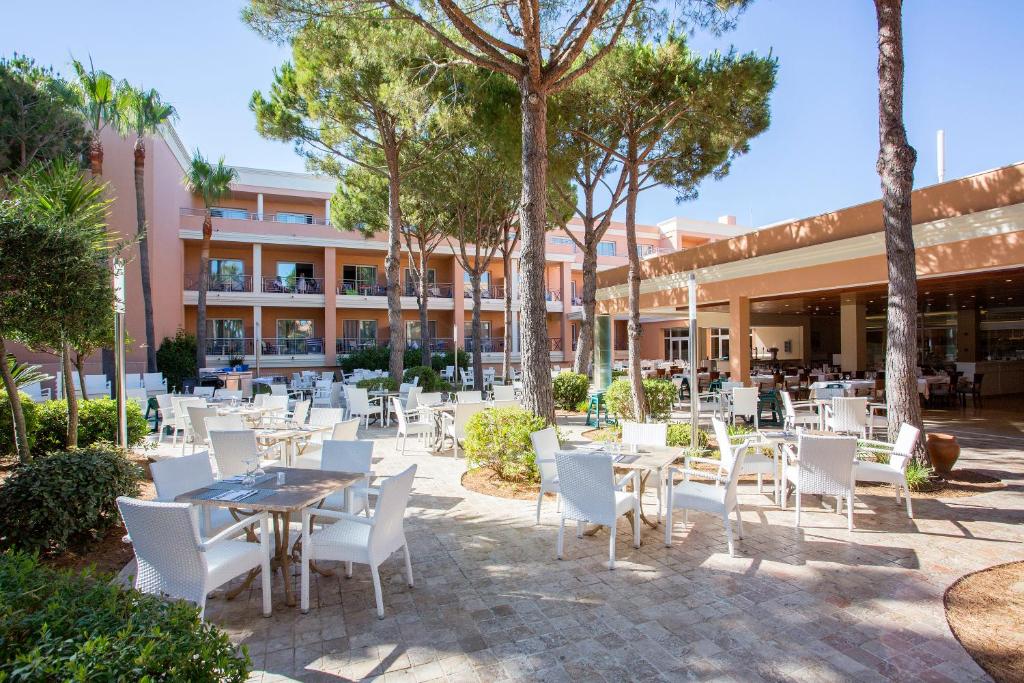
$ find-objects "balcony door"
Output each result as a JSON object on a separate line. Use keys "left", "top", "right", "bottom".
{"left": 342, "top": 265, "right": 378, "bottom": 295}
{"left": 406, "top": 320, "right": 438, "bottom": 346}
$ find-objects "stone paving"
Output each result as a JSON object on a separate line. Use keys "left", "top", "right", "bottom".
{"left": 173, "top": 402, "right": 1024, "bottom": 682}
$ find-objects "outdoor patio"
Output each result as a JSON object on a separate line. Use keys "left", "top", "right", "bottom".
{"left": 134, "top": 400, "right": 1024, "bottom": 683}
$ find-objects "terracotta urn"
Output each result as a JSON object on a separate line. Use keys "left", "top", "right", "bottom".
{"left": 926, "top": 433, "right": 960, "bottom": 475}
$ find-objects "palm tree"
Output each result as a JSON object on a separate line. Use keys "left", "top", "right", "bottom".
{"left": 70, "top": 58, "right": 117, "bottom": 176}
{"left": 183, "top": 151, "right": 237, "bottom": 373}
{"left": 116, "top": 84, "right": 177, "bottom": 373}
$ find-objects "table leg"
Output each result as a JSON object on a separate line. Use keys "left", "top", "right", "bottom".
{"left": 278, "top": 511, "right": 295, "bottom": 607}
{"left": 636, "top": 471, "right": 659, "bottom": 529}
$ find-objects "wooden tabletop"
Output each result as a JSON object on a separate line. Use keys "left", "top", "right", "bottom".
{"left": 175, "top": 466, "right": 361, "bottom": 513}
{"left": 567, "top": 443, "right": 683, "bottom": 471}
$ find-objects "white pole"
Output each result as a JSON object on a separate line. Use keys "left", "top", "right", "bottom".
{"left": 112, "top": 258, "right": 127, "bottom": 448}
{"left": 936, "top": 129, "right": 945, "bottom": 183}
{"left": 688, "top": 273, "right": 699, "bottom": 447}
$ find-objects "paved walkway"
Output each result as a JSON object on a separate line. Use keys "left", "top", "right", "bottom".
{"left": 158, "top": 400, "right": 1024, "bottom": 682}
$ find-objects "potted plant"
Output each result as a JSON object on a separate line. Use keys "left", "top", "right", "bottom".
{"left": 227, "top": 353, "right": 245, "bottom": 369}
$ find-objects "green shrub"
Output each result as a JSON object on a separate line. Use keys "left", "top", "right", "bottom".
{"left": 355, "top": 376, "right": 399, "bottom": 392}
{"left": 904, "top": 459, "right": 933, "bottom": 490}
{"left": 604, "top": 378, "right": 676, "bottom": 421}
{"left": 464, "top": 407, "right": 552, "bottom": 483}
{"left": 430, "top": 349, "right": 469, "bottom": 373}
{"left": 156, "top": 328, "right": 197, "bottom": 392}
{"left": 0, "top": 551, "right": 250, "bottom": 681}
{"left": 0, "top": 445, "right": 142, "bottom": 553}
{"left": 0, "top": 390, "right": 40, "bottom": 455}
{"left": 575, "top": 399, "right": 591, "bottom": 413}
{"left": 34, "top": 398, "right": 148, "bottom": 454}
{"left": 552, "top": 371, "right": 590, "bottom": 411}
{"left": 666, "top": 423, "right": 709, "bottom": 450}
{"left": 403, "top": 366, "right": 450, "bottom": 392}
{"left": 339, "top": 345, "right": 391, "bottom": 373}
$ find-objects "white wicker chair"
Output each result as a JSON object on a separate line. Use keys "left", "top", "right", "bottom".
{"left": 782, "top": 433, "right": 859, "bottom": 530}
{"left": 185, "top": 406, "right": 219, "bottom": 454}
{"left": 664, "top": 433, "right": 750, "bottom": 556}
{"left": 554, "top": 451, "right": 640, "bottom": 570}
{"left": 170, "top": 397, "right": 206, "bottom": 447}
{"left": 216, "top": 389, "right": 242, "bottom": 401}
{"left": 456, "top": 390, "right": 482, "bottom": 404}
{"left": 823, "top": 397, "right": 868, "bottom": 438}
{"left": 391, "top": 397, "right": 433, "bottom": 455}
{"left": 117, "top": 496, "right": 271, "bottom": 618}
{"left": 621, "top": 421, "right": 668, "bottom": 521}
{"left": 330, "top": 418, "right": 361, "bottom": 440}
{"left": 204, "top": 414, "right": 246, "bottom": 432}
{"left": 301, "top": 465, "right": 417, "bottom": 617}
{"left": 459, "top": 367, "right": 475, "bottom": 390}
{"left": 782, "top": 391, "right": 819, "bottom": 430}
{"left": 854, "top": 423, "right": 920, "bottom": 518}
{"left": 418, "top": 392, "right": 442, "bottom": 407}
{"left": 711, "top": 417, "right": 774, "bottom": 497}
{"left": 192, "top": 386, "right": 215, "bottom": 398}
{"left": 312, "top": 379, "right": 333, "bottom": 407}
{"left": 150, "top": 451, "right": 234, "bottom": 536}
{"left": 729, "top": 387, "right": 760, "bottom": 429}
{"left": 345, "top": 388, "right": 383, "bottom": 428}
{"left": 208, "top": 430, "right": 278, "bottom": 478}
{"left": 22, "top": 381, "right": 52, "bottom": 402}
{"left": 441, "top": 402, "right": 486, "bottom": 458}
{"left": 155, "top": 394, "right": 175, "bottom": 442}
{"left": 529, "top": 427, "right": 561, "bottom": 524}
{"left": 319, "top": 440, "right": 376, "bottom": 516}
{"left": 492, "top": 385, "right": 515, "bottom": 401}
{"left": 143, "top": 372, "right": 167, "bottom": 395}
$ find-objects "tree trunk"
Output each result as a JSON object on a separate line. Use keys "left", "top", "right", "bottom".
{"left": 76, "top": 354, "right": 89, "bottom": 401}
{"left": 0, "top": 338, "right": 31, "bottom": 462}
{"left": 88, "top": 138, "right": 115, "bottom": 395}
{"left": 572, "top": 243, "right": 599, "bottom": 376}
{"left": 875, "top": 0, "right": 924, "bottom": 453}
{"left": 470, "top": 272, "right": 484, "bottom": 394}
{"left": 196, "top": 215, "right": 212, "bottom": 373}
{"left": 62, "top": 342, "right": 78, "bottom": 448}
{"left": 418, "top": 262, "right": 431, "bottom": 367}
{"left": 517, "top": 84, "right": 554, "bottom": 420}
{"left": 624, "top": 152, "right": 648, "bottom": 421}
{"left": 502, "top": 250, "right": 514, "bottom": 384}
{"left": 134, "top": 138, "right": 158, "bottom": 373}
{"left": 384, "top": 146, "right": 405, "bottom": 383}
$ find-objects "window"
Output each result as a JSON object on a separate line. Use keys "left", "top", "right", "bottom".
{"left": 341, "top": 265, "right": 378, "bottom": 294}
{"left": 210, "top": 207, "right": 249, "bottom": 220}
{"left": 636, "top": 244, "right": 656, "bottom": 257}
{"left": 275, "top": 212, "right": 314, "bottom": 224}
{"left": 597, "top": 241, "right": 617, "bottom": 257}
{"left": 711, "top": 327, "right": 730, "bottom": 360}
{"left": 406, "top": 320, "right": 438, "bottom": 342}
{"left": 207, "top": 319, "right": 244, "bottom": 338}
{"left": 277, "top": 319, "right": 313, "bottom": 339}
{"left": 463, "top": 271, "right": 491, "bottom": 289}
{"left": 550, "top": 236, "right": 576, "bottom": 251}
{"left": 464, "top": 321, "right": 492, "bottom": 338}
{"left": 210, "top": 259, "right": 244, "bottom": 277}
{"left": 403, "top": 268, "right": 436, "bottom": 295}
{"left": 342, "top": 319, "right": 377, "bottom": 343}
{"left": 663, "top": 327, "right": 689, "bottom": 361}
{"left": 277, "top": 262, "right": 315, "bottom": 280}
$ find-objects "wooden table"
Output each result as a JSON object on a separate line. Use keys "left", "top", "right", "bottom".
{"left": 254, "top": 425, "right": 331, "bottom": 465}
{"left": 572, "top": 443, "right": 683, "bottom": 529}
{"left": 176, "top": 466, "right": 361, "bottom": 607}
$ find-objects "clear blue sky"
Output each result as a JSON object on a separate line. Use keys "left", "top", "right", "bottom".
{"left": 3, "top": 0, "right": 1022, "bottom": 228}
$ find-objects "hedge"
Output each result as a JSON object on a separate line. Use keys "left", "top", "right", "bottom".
{"left": 33, "top": 397, "right": 148, "bottom": 454}
{"left": 604, "top": 377, "right": 676, "bottom": 421}
{"left": 0, "top": 390, "right": 40, "bottom": 456}
{"left": 463, "top": 407, "right": 552, "bottom": 483}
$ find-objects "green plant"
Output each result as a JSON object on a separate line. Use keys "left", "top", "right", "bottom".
{"left": 403, "top": 366, "right": 449, "bottom": 392}
{"left": 430, "top": 349, "right": 469, "bottom": 373}
{"left": 0, "top": 551, "right": 250, "bottom": 681}
{"left": 666, "top": 423, "right": 709, "bottom": 450}
{"left": 33, "top": 398, "right": 147, "bottom": 454}
{"left": 339, "top": 345, "right": 390, "bottom": 373}
{"left": 227, "top": 353, "right": 245, "bottom": 368}
{"left": 604, "top": 378, "right": 676, "bottom": 421}
{"left": 0, "top": 444, "right": 141, "bottom": 553}
{"left": 156, "top": 328, "right": 197, "bottom": 392}
{"left": 552, "top": 371, "right": 590, "bottom": 411}
{"left": 355, "top": 376, "right": 399, "bottom": 392}
{"left": 575, "top": 399, "right": 591, "bottom": 413}
{"left": 0, "top": 390, "right": 40, "bottom": 456}
{"left": 463, "top": 407, "right": 552, "bottom": 483}
{"left": 904, "top": 458, "right": 932, "bottom": 491}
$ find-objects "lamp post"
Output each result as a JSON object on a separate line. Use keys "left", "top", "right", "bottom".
{"left": 688, "top": 273, "right": 699, "bottom": 446}
{"left": 112, "top": 258, "right": 127, "bottom": 448}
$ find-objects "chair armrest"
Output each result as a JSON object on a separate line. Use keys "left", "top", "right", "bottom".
{"left": 857, "top": 438, "right": 892, "bottom": 450}
{"left": 202, "top": 511, "right": 267, "bottom": 548}
{"left": 303, "top": 506, "right": 375, "bottom": 526}
{"left": 684, "top": 455, "right": 723, "bottom": 468}
{"left": 614, "top": 470, "right": 638, "bottom": 490}
{"left": 667, "top": 466, "right": 725, "bottom": 484}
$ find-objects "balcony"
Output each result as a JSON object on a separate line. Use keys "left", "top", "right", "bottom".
{"left": 463, "top": 285, "right": 505, "bottom": 300}
{"left": 550, "top": 337, "right": 563, "bottom": 352}
{"left": 407, "top": 338, "right": 456, "bottom": 353}
{"left": 261, "top": 337, "right": 326, "bottom": 356}
{"left": 180, "top": 207, "right": 330, "bottom": 227}
{"left": 464, "top": 337, "right": 506, "bottom": 353}
{"left": 338, "top": 279, "right": 387, "bottom": 297}
{"left": 185, "top": 273, "right": 254, "bottom": 292}
{"left": 205, "top": 338, "right": 255, "bottom": 356}
{"left": 263, "top": 276, "right": 325, "bottom": 295}
{"left": 403, "top": 282, "right": 455, "bottom": 298}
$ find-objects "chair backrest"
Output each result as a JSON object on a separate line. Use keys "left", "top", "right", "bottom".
{"left": 346, "top": 387, "right": 372, "bottom": 414}
{"left": 795, "top": 434, "right": 858, "bottom": 495}
{"left": 155, "top": 393, "right": 175, "bottom": 419}
{"left": 391, "top": 397, "right": 409, "bottom": 432}
{"left": 453, "top": 402, "right": 486, "bottom": 438}
{"left": 216, "top": 389, "right": 242, "bottom": 400}
{"left": 441, "top": 366, "right": 454, "bottom": 381}
{"left": 555, "top": 451, "right": 617, "bottom": 526}
{"left": 22, "top": 381, "right": 46, "bottom": 401}
{"left": 889, "top": 423, "right": 921, "bottom": 473}
{"left": 398, "top": 382, "right": 414, "bottom": 397}
{"left": 720, "top": 437, "right": 749, "bottom": 510}
{"left": 208, "top": 430, "right": 260, "bottom": 477}
{"left": 291, "top": 399, "right": 311, "bottom": 424}
{"left": 483, "top": 368, "right": 495, "bottom": 383}
{"left": 321, "top": 439, "right": 373, "bottom": 476}
{"left": 418, "top": 392, "right": 442, "bottom": 406}
{"left": 309, "top": 407, "right": 344, "bottom": 426}
{"left": 125, "top": 374, "right": 145, "bottom": 390}
{"left": 721, "top": 380, "right": 744, "bottom": 393}
{"left": 731, "top": 387, "right": 759, "bottom": 415}
{"left": 84, "top": 374, "right": 109, "bottom": 394}
{"left": 143, "top": 372, "right": 166, "bottom": 391}
{"left": 457, "top": 390, "right": 482, "bottom": 404}
{"left": 172, "top": 397, "right": 206, "bottom": 425}
{"left": 192, "top": 386, "right": 214, "bottom": 398}
{"left": 252, "top": 393, "right": 268, "bottom": 408}
{"left": 621, "top": 421, "right": 667, "bottom": 448}
{"left": 712, "top": 417, "right": 733, "bottom": 461}
{"left": 240, "top": 376, "right": 253, "bottom": 398}
{"left": 491, "top": 400, "right": 519, "bottom": 409}
{"left": 829, "top": 397, "right": 868, "bottom": 433}
{"left": 369, "top": 465, "right": 417, "bottom": 551}
{"left": 150, "top": 451, "right": 216, "bottom": 501}
{"left": 320, "top": 371, "right": 334, "bottom": 382}
{"left": 492, "top": 385, "right": 515, "bottom": 401}
{"left": 410, "top": 374, "right": 420, "bottom": 387}
{"left": 781, "top": 390, "right": 797, "bottom": 419}
{"left": 264, "top": 395, "right": 289, "bottom": 414}
{"left": 530, "top": 427, "right": 560, "bottom": 486}
{"left": 269, "top": 383, "right": 287, "bottom": 395}
{"left": 116, "top": 496, "right": 206, "bottom": 606}
{"left": 405, "top": 386, "right": 422, "bottom": 412}
{"left": 186, "top": 406, "right": 219, "bottom": 444}
{"left": 331, "top": 418, "right": 360, "bottom": 440}
{"left": 817, "top": 384, "right": 846, "bottom": 400}
{"left": 205, "top": 414, "right": 246, "bottom": 432}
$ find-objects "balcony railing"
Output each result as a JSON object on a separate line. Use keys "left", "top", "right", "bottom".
{"left": 464, "top": 337, "right": 505, "bottom": 353}
{"left": 407, "top": 338, "right": 456, "bottom": 352}
{"left": 185, "top": 274, "right": 253, "bottom": 292}
{"left": 545, "top": 290, "right": 562, "bottom": 302}
{"left": 570, "top": 295, "right": 583, "bottom": 306}
{"left": 550, "top": 337, "right": 563, "bottom": 352}
{"left": 180, "top": 206, "right": 330, "bottom": 226}
{"left": 262, "top": 276, "right": 325, "bottom": 294}
{"left": 261, "top": 337, "right": 325, "bottom": 355}
{"left": 403, "top": 283, "right": 455, "bottom": 298}
{"left": 463, "top": 285, "right": 505, "bottom": 300}
{"left": 205, "top": 338, "right": 255, "bottom": 356}
{"left": 337, "top": 280, "right": 387, "bottom": 297}
{"left": 336, "top": 337, "right": 381, "bottom": 354}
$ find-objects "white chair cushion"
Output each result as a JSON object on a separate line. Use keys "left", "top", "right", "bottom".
{"left": 614, "top": 490, "right": 635, "bottom": 516}
{"left": 669, "top": 480, "right": 726, "bottom": 513}
{"left": 309, "top": 518, "right": 372, "bottom": 563}
{"left": 204, "top": 539, "right": 263, "bottom": 590}
{"left": 854, "top": 460, "right": 901, "bottom": 485}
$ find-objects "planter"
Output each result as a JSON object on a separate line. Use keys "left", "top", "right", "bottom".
{"left": 926, "top": 432, "right": 961, "bottom": 475}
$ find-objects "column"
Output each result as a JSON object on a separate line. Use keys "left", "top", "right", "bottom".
{"left": 256, "top": 193, "right": 264, "bottom": 221}
{"left": 956, "top": 308, "right": 977, "bottom": 362}
{"left": 510, "top": 258, "right": 520, "bottom": 302}
{"left": 325, "top": 197, "right": 331, "bottom": 225}
{"left": 729, "top": 296, "right": 751, "bottom": 384}
{"left": 323, "top": 247, "right": 337, "bottom": 365}
{"left": 594, "top": 315, "right": 612, "bottom": 390}
{"left": 511, "top": 311, "right": 520, "bottom": 353}
{"left": 253, "top": 305, "right": 263, "bottom": 365}
{"left": 252, "top": 244, "right": 262, "bottom": 293}
{"left": 839, "top": 299, "right": 866, "bottom": 372}
{"left": 560, "top": 262, "right": 572, "bottom": 358}
{"left": 452, "top": 259, "right": 465, "bottom": 352}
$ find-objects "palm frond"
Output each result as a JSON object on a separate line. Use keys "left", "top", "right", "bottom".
{"left": 6, "top": 355, "right": 52, "bottom": 390}
{"left": 183, "top": 150, "right": 238, "bottom": 210}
